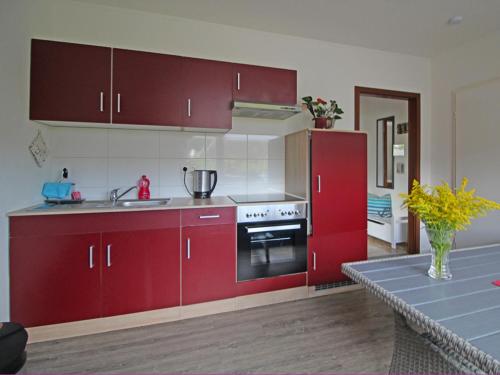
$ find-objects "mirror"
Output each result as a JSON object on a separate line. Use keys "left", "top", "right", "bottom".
{"left": 376, "top": 116, "right": 395, "bottom": 189}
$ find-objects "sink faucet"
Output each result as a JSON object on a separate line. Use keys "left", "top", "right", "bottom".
{"left": 110, "top": 186, "right": 137, "bottom": 203}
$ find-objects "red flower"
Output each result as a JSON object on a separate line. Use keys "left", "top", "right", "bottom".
{"left": 316, "top": 97, "right": 327, "bottom": 105}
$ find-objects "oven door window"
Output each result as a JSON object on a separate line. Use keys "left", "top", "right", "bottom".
{"left": 250, "top": 232, "right": 295, "bottom": 266}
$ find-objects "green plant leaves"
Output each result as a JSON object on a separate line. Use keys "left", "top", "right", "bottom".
{"left": 301, "top": 96, "right": 344, "bottom": 119}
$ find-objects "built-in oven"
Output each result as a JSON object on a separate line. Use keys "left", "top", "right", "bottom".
{"left": 235, "top": 202, "right": 307, "bottom": 281}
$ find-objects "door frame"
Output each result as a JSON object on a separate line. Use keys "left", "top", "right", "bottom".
{"left": 354, "top": 86, "right": 421, "bottom": 254}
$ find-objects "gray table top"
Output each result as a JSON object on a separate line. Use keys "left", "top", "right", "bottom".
{"left": 342, "top": 245, "right": 500, "bottom": 373}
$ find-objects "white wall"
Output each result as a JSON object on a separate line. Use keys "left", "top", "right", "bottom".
{"left": 430, "top": 30, "right": 500, "bottom": 249}
{"left": 454, "top": 79, "right": 500, "bottom": 247}
{"left": 360, "top": 97, "right": 408, "bottom": 219}
{"left": 431, "top": 30, "right": 500, "bottom": 185}
{"left": 0, "top": 1, "right": 52, "bottom": 323}
{"left": 0, "top": 0, "right": 432, "bottom": 320}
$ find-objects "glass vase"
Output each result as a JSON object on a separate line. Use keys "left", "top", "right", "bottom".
{"left": 426, "top": 226, "right": 455, "bottom": 280}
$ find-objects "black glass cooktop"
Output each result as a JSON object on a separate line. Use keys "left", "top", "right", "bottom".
{"left": 228, "top": 193, "right": 305, "bottom": 204}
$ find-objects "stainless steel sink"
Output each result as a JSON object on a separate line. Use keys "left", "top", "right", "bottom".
{"left": 29, "top": 198, "right": 172, "bottom": 212}
{"left": 116, "top": 199, "right": 171, "bottom": 207}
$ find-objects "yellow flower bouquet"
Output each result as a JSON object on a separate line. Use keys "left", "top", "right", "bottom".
{"left": 402, "top": 178, "right": 500, "bottom": 279}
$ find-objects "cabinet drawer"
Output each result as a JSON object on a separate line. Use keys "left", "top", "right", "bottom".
{"left": 181, "top": 207, "right": 235, "bottom": 226}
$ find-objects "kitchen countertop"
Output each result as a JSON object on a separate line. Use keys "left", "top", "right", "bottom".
{"left": 7, "top": 196, "right": 236, "bottom": 217}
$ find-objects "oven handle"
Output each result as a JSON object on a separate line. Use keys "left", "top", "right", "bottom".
{"left": 246, "top": 224, "right": 301, "bottom": 233}
{"left": 250, "top": 237, "right": 292, "bottom": 243}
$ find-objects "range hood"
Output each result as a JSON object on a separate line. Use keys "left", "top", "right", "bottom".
{"left": 232, "top": 101, "right": 302, "bottom": 120}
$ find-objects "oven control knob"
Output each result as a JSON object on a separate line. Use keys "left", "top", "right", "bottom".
{"left": 253, "top": 213, "right": 258, "bottom": 217}
{"left": 281, "top": 212, "right": 286, "bottom": 216}
{"left": 260, "top": 213, "right": 265, "bottom": 217}
{"left": 246, "top": 213, "right": 251, "bottom": 218}
{"left": 295, "top": 210, "right": 300, "bottom": 215}
{"left": 288, "top": 211, "right": 293, "bottom": 216}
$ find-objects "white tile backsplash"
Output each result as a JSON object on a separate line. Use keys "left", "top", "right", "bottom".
{"left": 50, "top": 127, "right": 108, "bottom": 158}
{"left": 206, "top": 134, "right": 247, "bottom": 159}
{"left": 108, "top": 158, "right": 159, "bottom": 188}
{"left": 49, "top": 127, "right": 286, "bottom": 199}
{"left": 160, "top": 132, "right": 205, "bottom": 158}
{"left": 51, "top": 157, "right": 107, "bottom": 188}
{"left": 109, "top": 129, "right": 160, "bottom": 158}
{"left": 248, "top": 135, "right": 284, "bottom": 160}
{"left": 159, "top": 158, "right": 205, "bottom": 187}
{"left": 206, "top": 159, "right": 248, "bottom": 186}
{"left": 159, "top": 185, "right": 192, "bottom": 199}
{"left": 247, "top": 159, "right": 285, "bottom": 192}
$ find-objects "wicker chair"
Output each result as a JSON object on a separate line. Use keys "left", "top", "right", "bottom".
{"left": 390, "top": 313, "right": 484, "bottom": 374}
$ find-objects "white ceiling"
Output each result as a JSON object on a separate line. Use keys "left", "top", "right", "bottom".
{"left": 74, "top": 0, "right": 500, "bottom": 57}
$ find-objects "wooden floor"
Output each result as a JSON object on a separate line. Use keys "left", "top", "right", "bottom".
{"left": 368, "top": 236, "right": 408, "bottom": 259}
{"left": 25, "top": 290, "right": 395, "bottom": 373}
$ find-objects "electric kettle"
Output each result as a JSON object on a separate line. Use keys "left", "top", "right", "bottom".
{"left": 183, "top": 168, "right": 218, "bottom": 198}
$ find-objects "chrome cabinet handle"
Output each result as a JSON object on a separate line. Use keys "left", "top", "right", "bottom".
{"left": 317, "top": 175, "right": 321, "bottom": 193}
{"left": 106, "top": 244, "right": 112, "bottom": 267}
{"left": 99, "top": 92, "right": 104, "bottom": 112}
{"left": 187, "top": 98, "right": 191, "bottom": 117}
{"left": 89, "top": 245, "right": 95, "bottom": 269}
{"left": 199, "top": 214, "right": 220, "bottom": 219}
{"left": 313, "top": 251, "right": 317, "bottom": 271}
{"left": 237, "top": 72, "right": 241, "bottom": 90}
{"left": 117, "top": 93, "right": 121, "bottom": 113}
{"left": 187, "top": 238, "right": 191, "bottom": 260}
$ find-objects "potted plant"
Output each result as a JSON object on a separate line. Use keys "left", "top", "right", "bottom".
{"left": 402, "top": 178, "right": 500, "bottom": 280}
{"left": 302, "top": 96, "right": 344, "bottom": 129}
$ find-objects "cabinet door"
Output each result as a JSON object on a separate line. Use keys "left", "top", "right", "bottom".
{"left": 10, "top": 233, "right": 101, "bottom": 327}
{"left": 182, "top": 58, "right": 233, "bottom": 130}
{"left": 182, "top": 224, "right": 236, "bottom": 305}
{"left": 30, "top": 39, "right": 111, "bottom": 123}
{"left": 102, "top": 228, "right": 180, "bottom": 317}
{"left": 233, "top": 64, "right": 297, "bottom": 105}
{"left": 311, "top": 131, "right": 367, "bottom": 236}
{"left": 308, "top": 230, "right": 367, "bottom": 285}
{"left": 112, "top": 49, "right": 183, "bottom": 126}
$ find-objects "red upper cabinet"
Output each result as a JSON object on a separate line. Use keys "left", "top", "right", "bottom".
{"left": 10, "top": 233, "right": 102, "bottom": 327}
{"left": 233, "top": 64, "right": 297, "bottom": 105}
{"left": 112, "top": 49, "right": 183, "bottom": 126}
{"left": 30, "top": 39, "right": 111, "bottom": 123}
{"left": 311, "top": 131, "right": 367, "bottom": 236}
{"left": 101, "top": 228, "right": 180, "bottom": 317}
{"left": 30, "top": 39, "right": 298, "bottom": 129}
{"left": 181, "top": 58, "right": 233, "bottom": 130}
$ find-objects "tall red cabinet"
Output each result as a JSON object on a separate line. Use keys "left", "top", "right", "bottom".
{"left": 285, "top": 129, "right": 367, "bottom": 285}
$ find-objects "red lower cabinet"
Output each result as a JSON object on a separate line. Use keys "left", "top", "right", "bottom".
{"left": 10, "top": 210, "right": 182, "bottom": 327}
{"left": 308, "top": 230, "right": 367, "bottom": 285}
{"left": 10, "top": 233, "right": 102, "bottom": 327}
{"left": 182, "top": 224, "right": 236, "bottom": 305}
{"left": 102, "top": 229, "right": 180, "bottom": 317}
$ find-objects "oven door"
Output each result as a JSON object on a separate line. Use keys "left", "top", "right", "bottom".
{"left": 237, "top": 219, "right": 307, "bottom": 281}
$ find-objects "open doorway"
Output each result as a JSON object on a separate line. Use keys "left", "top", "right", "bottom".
{"left": 355, "top": 87, "right": 421, "bottom": 256}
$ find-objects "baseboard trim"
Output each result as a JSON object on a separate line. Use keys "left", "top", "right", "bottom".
{"left": 27, "top": 284, "right": 358, "bottom": 343}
